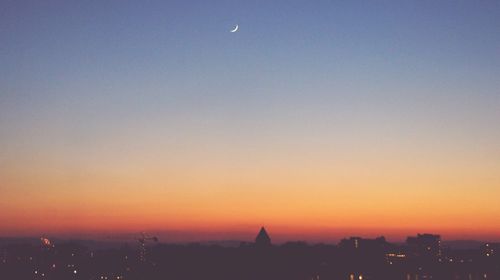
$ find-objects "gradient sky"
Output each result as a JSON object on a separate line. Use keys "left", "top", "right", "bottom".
{"left": 1, "top": 0, "right": 500, "bottom": 242}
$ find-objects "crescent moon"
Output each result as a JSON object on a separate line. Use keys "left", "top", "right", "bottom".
{"left": 230, "top": 25, "right": 239, "bottom": 33}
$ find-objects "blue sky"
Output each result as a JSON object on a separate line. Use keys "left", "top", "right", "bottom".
{"left": 2, "top": 1, "right": 499, "bottom": 154}
{"left": 1, "top": 1, "right": 500, "bottom": 239}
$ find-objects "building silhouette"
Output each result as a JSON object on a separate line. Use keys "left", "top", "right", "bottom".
{"left": 255, "top": 227, "right": 271, "bottom": 247}
{"left": 406, "top": 233, "right": 441, "bottom": 258}
{"left": 339, "top": 236, "right": 388, "bottom": 251}
{"left": 1, "top": 229, "right": 499, "bottom": 280}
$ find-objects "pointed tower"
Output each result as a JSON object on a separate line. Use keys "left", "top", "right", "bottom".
{"left": 255, "top": 226, "right": 271, "bottom": 246}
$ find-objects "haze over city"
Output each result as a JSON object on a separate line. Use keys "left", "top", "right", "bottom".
{"left": 1, "top": 0, "right": 500, "bottom": 243}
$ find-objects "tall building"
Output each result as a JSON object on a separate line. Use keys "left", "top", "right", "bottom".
{"left": 406, "top": 234, "right": 441, "bottom": 258}
{"left": 255, "top": 227, "right": 271, "bottom": 247}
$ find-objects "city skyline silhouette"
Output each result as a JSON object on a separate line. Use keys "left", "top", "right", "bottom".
{"left": 1, "top": 226, "right": 499, "bottom": 279}
{"left": 1, "top": 1, "right": 500, "bottom": 279}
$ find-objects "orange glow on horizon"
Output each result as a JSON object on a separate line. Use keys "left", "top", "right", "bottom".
{"left": 2, "top": 0, "right": 500, "bottom": 246}
{"left": 1, "top": 120, "right": 499, "bottom": 242}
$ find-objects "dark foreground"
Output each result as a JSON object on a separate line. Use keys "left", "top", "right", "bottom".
{"left": 1, "top": 231, "right": 499, "bottom": 280}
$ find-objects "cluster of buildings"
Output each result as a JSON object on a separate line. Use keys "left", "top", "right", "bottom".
{"left": 0, "top": 228, "right": 498, "bottom": 280}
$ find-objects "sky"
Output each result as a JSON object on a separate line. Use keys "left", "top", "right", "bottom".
{"left": 1, "top": 0, "right": 500, "bottom": 242}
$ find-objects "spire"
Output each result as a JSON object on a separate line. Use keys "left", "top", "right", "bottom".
{"left": 255, "top": 226, "right": 271, "bottom": 246}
